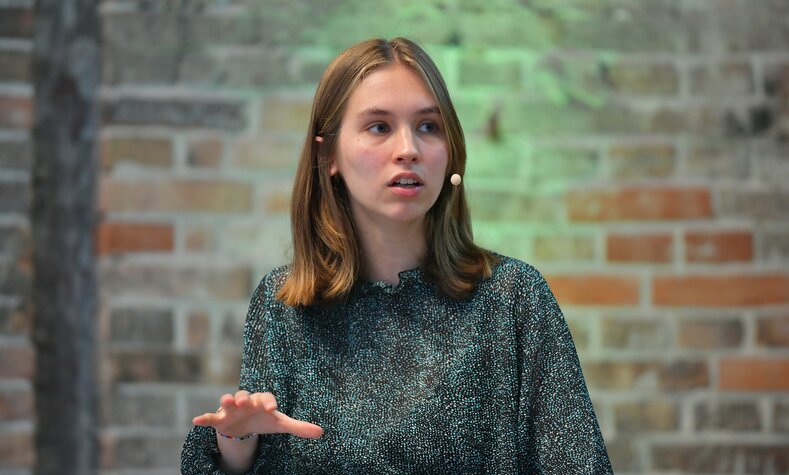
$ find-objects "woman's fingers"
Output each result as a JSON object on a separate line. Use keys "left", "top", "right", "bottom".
{"left": 193, "top": 392, "right": 321, "bottom": 439}
{"left": 192, "top": 411, "right": 220, "bottom": 426}
{"left": 257, "top": 392, "right": 278, "bottom": 412}
{"left": 273, "top": 410, "right": 324, "bottom": 439}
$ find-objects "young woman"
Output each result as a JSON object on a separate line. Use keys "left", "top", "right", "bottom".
{"left": 181, "top": 37, "right": 613, "bottom": 474}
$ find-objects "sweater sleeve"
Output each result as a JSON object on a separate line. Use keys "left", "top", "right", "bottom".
{"left": 516, "top": 269, "right": 613, "bottom": 474}
{"left": 180, "top": 275, "right": 278, "bottom": 475}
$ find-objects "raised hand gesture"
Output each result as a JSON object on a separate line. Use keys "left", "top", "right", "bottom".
{"left": 193, "top": 390, "right": 324, "bottom": 440}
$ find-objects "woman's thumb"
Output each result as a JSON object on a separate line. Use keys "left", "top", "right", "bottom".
{"left": 274, "top": 411, "right": 324, "bottom": 439}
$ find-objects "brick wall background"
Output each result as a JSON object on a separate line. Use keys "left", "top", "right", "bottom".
{"left": 2, "top": 0, "right": 789, "bottom": 473}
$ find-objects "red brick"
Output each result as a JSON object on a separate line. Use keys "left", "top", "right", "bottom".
{"left": 685, "top": 230, "right": 752, "bottom": 263}
{"left": 96, "top": 222, "right": 174, "bottom": 255}
{"left": 653, "top": 274, "right": 789, "bottom": 306}
{"left": 0, "top": 95, "right": 32, "bottom": 128}
{"left": 0, "top": 343, "right": 33, "bottom": 378}
{"left": 0, "top": 8, "right": 34, "bottom": 38}
{"left": 545, "top": 274, "right": 640, "bottom": 305}
{"left": 101, "top": 137, "right": 172, "bottom": 170}
{"left": 187, "top": 311, "right": 210, "bottom": 347}
{"left": 607, "top": 233, "right": 673, "bottom": 263}
{"left": 99, "top": 178, "right": 253, "bottom": 213}
{"left": 187, "top": 137, "right": 222, "bottom": 168}
{"left": 0, "top": 387, "right": 32, "bottom": 421}
{"left": 757, "top": 315, "right": 789, "bottom": 347}
{"left": 0, "top": 431, "right": 33, "bottom": 467}
{"left": 678, "top": 318, "right": 743, "bottom": 348}
{"left": 184, "top": 223, "right": 215, "bottom": 252}
{"left": 720, "top": 358, "right": 789, "bottom": 391}
{"left": 567, "top": 186, "right": 712, "bottom": 221}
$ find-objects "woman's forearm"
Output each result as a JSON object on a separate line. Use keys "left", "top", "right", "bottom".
{"left": 216, "top": 432, "right": 259, "bottom": 475}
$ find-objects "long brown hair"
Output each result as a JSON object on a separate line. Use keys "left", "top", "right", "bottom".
{"left": 277, "top": 37, "right": 495, "bottom": 306}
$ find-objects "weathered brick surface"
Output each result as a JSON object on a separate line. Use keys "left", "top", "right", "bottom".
{"left": 613, "top": 400, "right": 678, "bottom": 432}
{"left": 0, "top": 139, "right": 33, "bottom": 171}
{"left": 108, "top": 391, "right": 176, "bottom": 428}
{"left": 654, "top": 274, "right": 789, "bottom": 307}
{"left": 186, "top": 137, "right": 222, "bottom": 168}
{"left": 761, "top": 228, "right": 789, "bottom": 263}
{"left": 0, "top": 95, "right": 32, "bottom": 129}
{"left": 607, "top": 143, "right": 675, "bottom": 178}
{"left": 0, "top": 386, "right": 33, "bottom": 421}
{"left": 101, "top": 262, "right": 251, "bottom": 300}
{"left": 584, "top": 360, "right": 708, "bottom": 391}
{"left": 601, "top": 61, "right": 679, "bottom": 95}
{"left": 678, "top": 318, "right": 743, "bottom": 349}
{"left": 689, "top": 61, "right": 753, "bottom": 96}
{"left": 694, "top": 400, "right": 761, "bottom": 431}
{"left": 102, "top": 97, "right": 247, "bottom": 130}
{"left": 567, "top": 187, "right": 712, "bottom": 221}
{"left": 532, "top": 234, "right": 595, "bottom": 262}
{"left": 96, "top": 222, "right": 174, "bottom": 254}
{"left": 0, "top": 431, "right": 34, "bottom": 468}
{"left": 0, "top": 49, "right": 30, "bottom": 82}
{"left": 685, "top": 230, "right": 752, "bottom": 263}
{"left": 652, "top": 444, "right": 789, "bottom": 474}
{"left": 776, "top": 400, "right": 789, "bottom": 432}
{"left": 0, "top": 7, "right": 34, "bottom": 38}
{"left": 100, "top": 178, "right": 253, "bottom": 213}
{"left": 0, "top": 343, "right": 34, "bottom": 379}
{"left": 0, "top": 259, "right": 30, "bottom": 298}
{"left": 109, "top": 308, "right": 173, "bottom": 344}
{"left": 718, "top": 189, "right": 789, "bottom": 220}
{"left": 607, "top": 233, "right": 673, "bottom": 263}
{"left": 601, "top": 315, "right": 671, "bottom": 350}
{"left": 110, "top": 351, "right": 204, "bottom": 383}
{"left": 686, "top": 139, "right": 751, "bottom": 178}
{"left": 101, "top": 136, "right": 172, "bottom": 170}
{"left": 756, "top": 314, "right": 789, "bottom": 347}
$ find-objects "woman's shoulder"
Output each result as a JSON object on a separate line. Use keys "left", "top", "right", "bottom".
{"left": 249, "top": 264, "right": 291, "bottom": 303}
{"left": 487, "top": 252, "right": 548, "bottom": 289}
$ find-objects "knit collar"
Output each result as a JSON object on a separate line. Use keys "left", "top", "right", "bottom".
{"left": 358, "top": 266, "right": 425, "bottom": 295}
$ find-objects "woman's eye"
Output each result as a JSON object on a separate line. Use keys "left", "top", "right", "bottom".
{"left": 418, "top": 122, "right": 440, "bottom": 133}
{"left": 368, "top": 123, "right": 389, "bottom": 134}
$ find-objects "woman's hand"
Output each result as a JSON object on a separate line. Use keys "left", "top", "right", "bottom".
{"left": 192, "top": 391, "right": 324, "bottom": 439}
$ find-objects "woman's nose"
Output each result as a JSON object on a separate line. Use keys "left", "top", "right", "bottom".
{"left": 394, "top": 128, "right": 419, "bottom": 162}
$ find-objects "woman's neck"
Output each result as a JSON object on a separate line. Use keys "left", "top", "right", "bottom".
{"left": 355, "top": 218, "right": 427, "bottom": 285}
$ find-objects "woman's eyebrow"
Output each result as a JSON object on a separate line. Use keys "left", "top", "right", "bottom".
{"left": 357, "top": 105, "right": 441, "bottom": 118}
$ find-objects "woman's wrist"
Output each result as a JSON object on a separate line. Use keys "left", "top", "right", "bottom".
{"left": 217, "top": 430, "right": 257, "bottom": 441}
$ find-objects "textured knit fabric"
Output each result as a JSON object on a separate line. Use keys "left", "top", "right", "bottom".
{"left": 181, "top": 255, "right": 613, "bottom": 474}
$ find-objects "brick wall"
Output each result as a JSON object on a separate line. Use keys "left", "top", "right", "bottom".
{"left": 0, "top": 0, "right": 35, "bottom": 472}
{"left": 2, "top": 0, "right": 789, "bottom": 473}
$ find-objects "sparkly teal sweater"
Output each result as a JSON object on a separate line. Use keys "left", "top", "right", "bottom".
{"left": 181, "top": 256, "right": 613, "bottom": 474}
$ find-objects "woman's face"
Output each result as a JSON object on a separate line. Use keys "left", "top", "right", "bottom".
{"left": 330, "top": 63, "right": 449, "bottom": 231}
